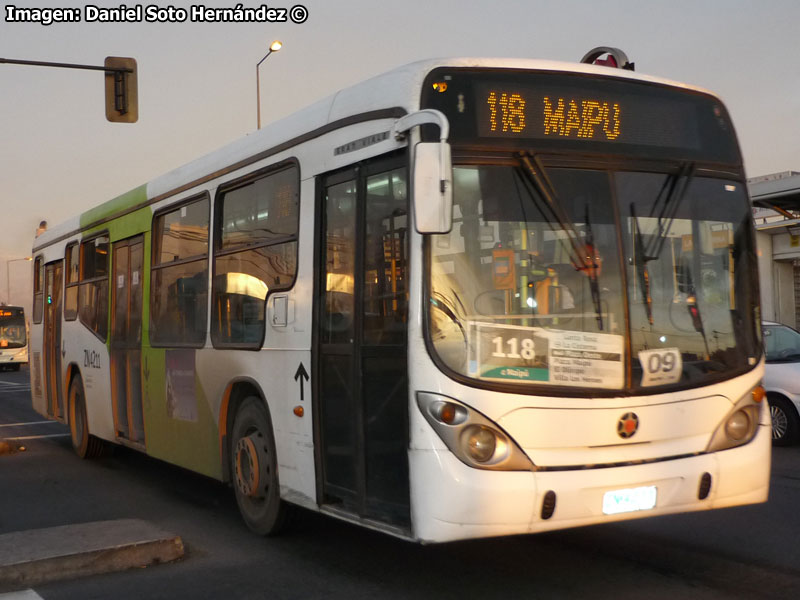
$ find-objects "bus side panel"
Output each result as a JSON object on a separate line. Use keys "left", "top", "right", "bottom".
{"left": 29, "top": 321, "right": 46, "bottom": 417}
{"left": 188, "top": 175, "right": 316, "bottom": 505}
{"left": 194, "top": 348, "right": 316, "bottom": 507}
{"left": 140, "top": 345, "right": 223, "bottom": 479}
{"left": 138, "top": 173, "right": 318, "bottom": 492}
{"left": 274, "top": 175, "right": 317, "bottom": 507}
{"left": 64, "top": 321, "right": 115, "bottom": 441}
{"left": 140, "top": 346, "right": 315, "bottom": 491}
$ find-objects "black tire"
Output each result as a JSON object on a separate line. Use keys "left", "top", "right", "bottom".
{"left": 768, "top": 395, "right": 799, "bottom": 447}
{"left": 230, "top": 396, "right": 292, "bottom": 535}
{"left": 68, "top": 375, "right": 105, "bottom": 458}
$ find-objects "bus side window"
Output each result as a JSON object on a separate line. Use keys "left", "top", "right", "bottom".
{"left": 33, "top": 256, "right": 44, "bottom": 324}
{"left": 212, "top": 164, "right": 299, "bottom": 349}
{"left": 150, "top": 195, "right": 210, "bottom": 347}
{"left": 78, "top": 236, "right": 109, "bottom": 340}
{"left": 65, "top": 243, "right": 79, "bottom": 321}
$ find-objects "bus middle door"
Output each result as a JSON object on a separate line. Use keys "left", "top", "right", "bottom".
{"left": 110, "top": 235, "right": 145, "bottom": 446}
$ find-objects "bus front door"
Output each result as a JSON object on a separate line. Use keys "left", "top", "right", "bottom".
{"left": 43, "top": 261, "right": 64, "bottom": 420}
{"left": 316, "top": 156, "right": 411, "bottom": 530}
{"left": 110, "top": 235, "right": 145, "bottom": 446}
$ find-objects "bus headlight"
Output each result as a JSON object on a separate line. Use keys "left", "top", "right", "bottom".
{"left": 706, "top": 386, "right": 764, "bottom": 452}
{"left": 417, "top": 392, "right": 535, "bottom": 471}
{"left": 724, "top": 410, "right": 751, "bottom": 441}
{"left": 463, "top": 426, "right": 497, "bottom": 463}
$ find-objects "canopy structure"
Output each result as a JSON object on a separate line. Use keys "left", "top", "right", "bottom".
{"left": 750, "top": 172, "right": 800, "bottom": 328}
{"left": 751, "top": 171, "right": 800, "bottom": 230}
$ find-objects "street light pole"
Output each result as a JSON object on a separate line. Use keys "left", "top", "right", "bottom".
{"left": 256, "top": 40, "right": 282, "bottom": 130}
{"left": 6, "top": 257, "right": 32, "bottom": 305}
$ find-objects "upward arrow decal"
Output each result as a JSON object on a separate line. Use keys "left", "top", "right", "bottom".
{"left": 294, "top": 362, "right": 309, "bottom": 401}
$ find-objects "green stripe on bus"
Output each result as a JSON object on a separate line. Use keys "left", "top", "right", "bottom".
{"left": 141, "top": 347, "right": 222, "bottom": 479}
{"left": 79, "top": 184, "right": 148, "bottom": 230}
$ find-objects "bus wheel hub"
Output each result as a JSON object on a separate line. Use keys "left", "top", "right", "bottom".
{"left": 235, "top": 434, "right": 265, "bottom": 498}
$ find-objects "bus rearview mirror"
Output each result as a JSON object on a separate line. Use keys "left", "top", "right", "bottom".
{"left": 413, "top": 142, "right": 453, "bottom": 234}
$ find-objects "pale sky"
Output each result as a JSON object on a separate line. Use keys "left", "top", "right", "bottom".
{"left": 2, "top": 0, "right": 799, "bottom": 306}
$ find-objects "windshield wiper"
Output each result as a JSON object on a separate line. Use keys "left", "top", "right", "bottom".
{"left": 643, "top": 162, "right": 696, "bottom": 260}
{"left": 517, "top": 153, "right": 592, "bottom": 271}
{"left": 628, "top": 162, "right": 695, "bottom": 326}
{"left": 516, "top": 152, "right": 603, "bottom": 330}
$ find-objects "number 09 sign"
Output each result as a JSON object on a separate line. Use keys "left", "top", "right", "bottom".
{"left": 637, "top": 348, "right": 682, "bottom": 387}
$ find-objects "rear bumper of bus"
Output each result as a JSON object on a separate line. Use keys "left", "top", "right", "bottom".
{"left": 409, "top": 421, "right": 771, "bottom": 543}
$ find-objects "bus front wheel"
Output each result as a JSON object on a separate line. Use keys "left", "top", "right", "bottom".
{"left": 230, "top": 396, "right": 291, "bottom": 535}
{"left": 68, "top": 375, "right": 105, "bottom": 459}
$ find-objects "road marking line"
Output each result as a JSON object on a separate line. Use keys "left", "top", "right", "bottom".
{"left": 0, "top": 590, "right": 45, "bottom": 600}
{"left": 2, "top": 433, "right": 70, "bottom": 441}
{"left": 0, "top": 421, "right": 57, "bottom": 428}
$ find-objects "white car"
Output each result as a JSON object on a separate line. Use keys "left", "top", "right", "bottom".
{"left": 763, "top": 321, "right": 800, "bottom": 445}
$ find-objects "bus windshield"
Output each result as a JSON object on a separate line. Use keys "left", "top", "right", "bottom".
{"left": 0, "top": 309, "right": 27, "bottom": 349}
{"left": 427, "top": 162, "right": 760, "bottom": 393}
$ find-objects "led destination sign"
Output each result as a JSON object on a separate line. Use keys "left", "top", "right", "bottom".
{"left": 478, "top": 84, "right": 692, "bottom": 149}
{"left": 485, "top": 91, "right": 622, "bottom": 140}
{"left": 421, "top": 69, "right": 740, "bottom": 162}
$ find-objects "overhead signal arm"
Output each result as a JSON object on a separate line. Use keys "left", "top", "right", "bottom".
{"left": 0, "top": 56, "right": 138, "bottom": 123}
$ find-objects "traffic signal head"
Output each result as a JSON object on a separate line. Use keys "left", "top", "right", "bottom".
{"left": 104, "top": 56, "right": 138, "bottom": 123}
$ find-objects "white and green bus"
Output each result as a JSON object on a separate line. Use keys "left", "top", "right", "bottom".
{"left": 30, "top": 50, "right": 770, "bottom": 543}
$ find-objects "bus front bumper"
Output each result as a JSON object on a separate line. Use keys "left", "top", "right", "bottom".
{"left": 0, "top": 349, "right": 27, "bottom": 365}
{"left": 409, "top": 421, "right": 771, "bottom": 543}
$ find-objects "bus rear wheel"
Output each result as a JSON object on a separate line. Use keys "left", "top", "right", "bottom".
{"left": 68, "top": 375, "right": 105, "bottom": 459}
{"left": 231, "top": 396, "right": 291, "bottom": 535}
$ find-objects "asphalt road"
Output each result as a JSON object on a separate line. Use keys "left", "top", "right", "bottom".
{"left": 2, "top": 366, "right": 800, "bottom": 599}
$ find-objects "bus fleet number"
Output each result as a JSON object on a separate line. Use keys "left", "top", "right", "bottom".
{"left": 84, "top": 349, "right": 102, "bottom": 369}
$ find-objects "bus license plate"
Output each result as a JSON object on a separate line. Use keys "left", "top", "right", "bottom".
{"left": 602, "top": 486, "right": 657, "bottom": 515}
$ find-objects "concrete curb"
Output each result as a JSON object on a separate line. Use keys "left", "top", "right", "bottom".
{"left": 0, "top": 519, "right": 184, "bottom": 591}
